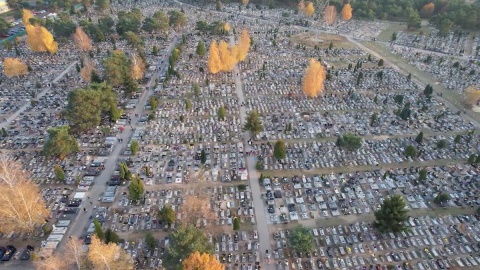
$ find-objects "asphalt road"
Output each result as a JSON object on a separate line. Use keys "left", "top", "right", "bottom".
{"left": 59, "top": 35, "right": 181, "bottom": 249}
{"left": 230, "top": 34, "right": 275, "bottom": 270}
{"left": 0, "top": 61, "right": 78, "bottom": 130}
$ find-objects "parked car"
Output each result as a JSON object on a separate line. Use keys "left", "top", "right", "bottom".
{"left": 1, "top": 245, "right": 16, "bottom": 261}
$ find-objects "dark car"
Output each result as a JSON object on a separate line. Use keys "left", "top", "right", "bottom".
{"left": 1, "top": 245, "right": 16, "bottom": 261}
{"left": 0, "top": 247, "right": 6, "bottom": 259}
{"left": 84, "top": 234, "right": 92, "bottom": 245}
{"left": 19, "top": 249, "right": 31, "bottom": 261}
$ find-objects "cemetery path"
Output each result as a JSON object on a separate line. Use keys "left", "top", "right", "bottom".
{"left": 230, "top": 35, "right": 275, "bottom": 270}
{"left": 0, "top": 61, "right": 77, "bottom": 130}
{"left": 59, "top": 35, "right": 182, "bottom": 250}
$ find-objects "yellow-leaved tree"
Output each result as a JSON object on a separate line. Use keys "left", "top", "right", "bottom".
{"left": 80, "top": 58, "right": 95, "bottom": 82}
{"left": 208, "top": 40, "right": 222, "bottom": 74}
{"left": 464, "top": 86, "right": 480, "bottom": 108}
{"left": 421, "top": 2, "right": 435, "bottom": 18}
{"left": 218, "top": 40, "right": 236, "bottom": 72}
{"left": 304, "top": 2, "right": 315, "bottom": 16}
{"left": 130, "top": 54, "right": 146, "bottom": 80}
{"left": 88, "top": 235, "right": 133, "bottom": 270}
{"left": 324, "top": 5, "right": 337, "bottom": 25}
{"left": 302, "top": 58, "right": 326, "bottom": 98}
{"left": 0, "top": 156, "right": 50, "bottom": 233}
{"left": 182, "top": 252, "right": 224, "bottom": 270}
{"left": 236, "top": 29, "right": 250, "bottom": 61}
{"left": 3, "top": 57, "right": 29, "bottom": 77}
{"left": 23, "top": 9, "right": 58, "bottom": 54}
{"left": 223, "top": 23, "right": 231, "bottom": 32}
{"left": 341, "top": 4, "right": 353, "bottom": 21}
{"left": 73, "top": 27, "right": 92, "bottom": 52}
{"left": 22, "top": 8, "right": 34, "bottom": 25}
{"left": 241, "top": 0, "right": 249, "bottom": 5}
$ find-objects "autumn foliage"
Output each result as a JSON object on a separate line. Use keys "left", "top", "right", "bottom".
{"left": 23, "top": 9, "right": 58, "bottom": 54}
{"left": 302, "top": 58, "right": 326, "bottom": 98}
{"left": 80, "top": 58, "right": 95, "bottom": 82}
{"left": 0, "top": 156, "right": 50, "bottom": 233}
{"left": 421, "top": 3, "right": 435, "bottom": 18}
{"left": 22, "top": 8, "right": 34, "bottom": 25}
{"left": 224, "top": 23, "right": 231, "bottom": 32}
{"left": 298, "top": 0, "right": 305, "bottom": 12}
{"left": 241, "top": 0, "right": 249, "bottom": 5}
{"left": 341, "top": 4, "right": 353, "bottom": 21}
{"left": 464, "top": 86, "right": 480, "bottom": 107}
{"left": 130, "top": 54, "right": 146, "bottom": 80}
{"left": 73, "top": 27, "right": 92, "bottom": 52}
{"left": 3, "top": 57, "right": 29, "bottom": 77}
{"left": 324, "top": 5, "right": 337, "bottom": 25}
{"left": 208, "top": 30, "right": 251, "bottom": 74}
{"left": 304, "top": 2, "right": 315, "bottom": 16}
{"left": 182, "top": 252, "right": 224, "bottom": 270}
{"left": 88, "top": 235, "right": 133, "bottom": 270}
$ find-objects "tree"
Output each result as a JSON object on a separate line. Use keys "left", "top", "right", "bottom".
{"left": 391, "top": 32, "right": 397, "bottom": 41}
{"left": 244, "top": 110, "right": 263, "bottom": 136}
{"left": 433, "top": 193, "right": 450, "bottom": 205}
{"left": 3, "top": 57, "right": 29, "bottom": 77}
{"left": 130, "top": 140, "right": 139, "bottom": 155}
{"left": 163, "top": 225, "right": 214, "bottom": 270}
{"left": 407, "top": 11, "right": 421, "bottom": 30}
{"left": 423, "top": 84, "right": 433, "bottom": 97}
{"left": 464, "top": 86, "right": 480, "bottom": 108}
{"left": 208, "top": 41, "right": 222, "bottom": 74}
{"left": 182, "top": 252, "right": 223, "bottom": 270}
{"left": 233, "top": 217, "right": 240, "bottom": 231}
{"left": 103, "top": 50, "right": 130, "bottom": 87}
{"left": 149, "top": 96, "right": 158, "bottom": 111}
{"left": 341, "top": 4, "right": 353, "bottom": 20}
{"left": 145, "top": 232, "right": 157, "bottom": 250}
{"left": 373, "top": 195, "right": 408, "bottom": 233}
{"left": 405, "top": 145, "right": 417, "bottom": 158}
{"left": 298, "top": 0, "right": 305, "bottom": 13}
{"left": 98, "top": 16, "right": 115, "bottom": 34}
{"left": 304, "top": 1, "right": 315, "bottom": 16}
{"left": 217, "top": 106, "right": 226, "bottom": 121}
{"left": 418, "top": 168, "right": 427, "bottom": 182}
{"left": 241, "top": 0, "right": 249, "bottom": 5}
{"left": 129, "top": 176, "right": 144, "bottom": 202}
{"left": 130, "top": 54, "right": 145, "bottom": 80}
{"left": 80, "top": 59, "right": 95, "bottom": 82}
{"left": 54, "top": 164, "right": 65, "bottom": 181}
{"left": 43, "top": 126, "right": 79, "bottom": 159}
{"left": 200, "top": 149, "right": 207, "bottom": 164}
{"left": 73, "top": 27, "right": 92, "bottom": 52}
{"left": 468, "top": 154, "right": 476, "bottom": 164}
{"left": 324, "top": 5, "right": 336, "bottom": 25}
{"left": 421, "top": 3, "right": 435, "bottom": 18}
{"left": 415, "top": 131, "right": 424, "bottom": 144}
{"left": 302, "top": 58, "right": 326, "bottom": 98}
{"left": 0, "top": 157, "right": 50, "bottom": 233}
{"left": 0, "top": 18, "right": 9, "bottom": 36}
{"left": 336, "top": 133, "right": 362, "bottom": 151}
{"left": 168, "top": 10, "right": 187, "bottom": 30}
{"left": 104, "top": 228, "right": 119, "bottom": 244}
{"left": 25, "top": 19, "right": 58, "bottom": 54}
{"left": 179, "top": 194, "right": 217, "bottom": 227}
{"left": 65, "top": 83, "right": 120, "bottom": 133}
{"left": 116, "top": 9, "right": 142, "bottom": 35}
{"left": 96, "top": 0, "right": 110, "bottom": 12}
{"left": 34, "top": 237, "right": 86, "bottom": 270}
{"left": 274, "top": 140, "right": 286, "bottom": 160}
{"left": 196, "top": 40, "right": 206, "bottom": 56}
{"left": 439, "top": 19, "right": 453, "bottom": 36}
{"left": 93, "top": 217, "right": 104, "bottom": 240}
{"left": 192, "top": 83, "right": 201, "bottom": 97}
{"left": 378, "top": 59, "right": 384, "bottom": 67}
{"left": 88, "top": 235, "right": 133, "bottom": 270}
{"left": 288, "top": 225, "right": 314, "bottom": 253}
{"left": 437, "top": 139, "right": 447, "bottom": 149}
{"left": 158, "top": 205, "right": 175, "bottom": 227}
{"left": 124, "top": 31, "right": 142, "bottom": 47}
{"left": 454, "top": 134, "right": 462, "bottom": 144}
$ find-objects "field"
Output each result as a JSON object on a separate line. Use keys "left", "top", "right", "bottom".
{"left": 290, "top": 32, "right": 356, "bottom": 49}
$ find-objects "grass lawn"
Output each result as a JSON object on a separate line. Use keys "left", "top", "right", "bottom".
{"left": 377, "top": 21, "right": 433, "bottom": 42}
{"left": 290, "top": 32, "right": 355, "bottom": 49}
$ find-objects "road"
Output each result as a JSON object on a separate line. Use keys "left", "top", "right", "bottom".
{"left": 59, "top": 35, "right": 181, "bottom": 249}
{"left": 0, "top": 61, "right": 77, "bottom": 130}
{"left": 230, "top": 35, "right": 275, "bottom": 270}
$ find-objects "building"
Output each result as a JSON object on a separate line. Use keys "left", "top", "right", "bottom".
{"left": 0, "top": 0, "right": 9, "bottom": 14}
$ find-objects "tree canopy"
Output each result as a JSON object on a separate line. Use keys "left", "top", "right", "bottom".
{"left": 182, "top": 252, "right": 223, "bottom": 270}
{"left": 336, "top": 133, "right": 362, "bottom": 151}
{"left": 163, "top": 225, "right": 214, "bottom": 270}
{"left": 373, "top": 195, "right": 408, "bottom": 233}
{"left": 43, "top": 126, "right": 79, "bottom": 159}
{"left": 168, "top": 10, "right": 187, "bottom": 30}
{"left": 288, "top": 225, "right": 315, "bottom": 253}
{"left": 158, "top": 205, "right": 175, "bottom": 227}
{"left": 129, "top": 175, "right": 144, "bottom": 202}
{"left": 244, "top": 110, "right": 263, "bottom": 136}
{"left": 64, "top": 82, "right": 121, "bottom": 134}
{"left": 116, "top": 9, "right": 142, "bottom": 35}
{"left": 103, "top": 50, "right": 131, "bottom": 87}
{"left": 274, "top": 140, "right": 286, "bottom": 160}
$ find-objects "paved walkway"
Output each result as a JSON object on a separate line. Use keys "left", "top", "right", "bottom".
{"left": 59, "top": 36, "right": 182, "bottom": 249}
{"left": 230, "top": 35, "right": 275, "bottom": 270}
{"left": 0, "top": 61, "right": 78, "bottom": 130}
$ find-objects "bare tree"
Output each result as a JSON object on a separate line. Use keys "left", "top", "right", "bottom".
{"left": 0, "top": 155, "right": 50, "bottom": 233}
{"left": 64, "top": 237, "right": 88, "bottom": 270}
{"left": 88, "top": 235, "right": 133, "bottom": 270}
